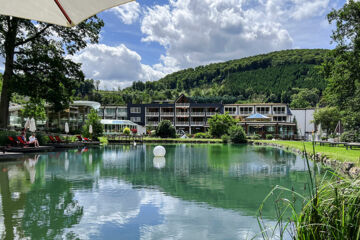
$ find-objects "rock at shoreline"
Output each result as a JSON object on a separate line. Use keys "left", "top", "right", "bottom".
{"left": 349, "top": 167, "right": 360, "bottom": 179}
{"left": 342, "top": 162, "right": 355, "bottom": 173}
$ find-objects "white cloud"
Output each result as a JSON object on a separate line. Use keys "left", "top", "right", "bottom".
{"left": 110, "top": 1, "right": 141, "bottom": 24}
{"left": 140, "top": 0, "right": 333, "bottom": 70}
{"left": 70, "top": 44, "right": 166, "bottom": 89}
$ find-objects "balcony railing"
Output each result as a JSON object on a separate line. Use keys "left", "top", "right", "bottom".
{"left": 273, "top": 111, "right": 286, "bottom": 115}
{"left": 160, "top": 112, "right": 174, "bottom": 116}
{"left": 239, "top": 111, "right": 253, "bottom": 115}
{"left": 191, "top": 112, "right": 205, "bottom": 116}
{"left": 146, "top": 121, "right": 159, "bottom": 126}
{"left": 206, "top": 112, "right": 217, "bottom": 116}
{"left": 145, "top": 112, "right": 160, "bottom": 116}
{"left": 176, "top": 121, "right": 190, "bottom": 126}
{"left": 176, "top": 112, "right": 190, "bottom": 116}
{"left": 256, "top": 111, "right": 270, "bottom": 115}
{"left": 190, "top": 121, "right": 205, "bottom": 126}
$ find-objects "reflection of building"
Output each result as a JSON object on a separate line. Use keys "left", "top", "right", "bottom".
{"left": 128, "top": 94, "right": 223, "bottom": 134}
{"left": 224, "top": 103, "right": 296, "bottom": 138}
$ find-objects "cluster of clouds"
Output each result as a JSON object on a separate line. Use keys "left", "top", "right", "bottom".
{"left": 70, "top": 0, "right": 336, "bottom": 89}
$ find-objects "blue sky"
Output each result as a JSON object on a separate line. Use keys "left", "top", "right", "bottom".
{"left": 1, "top": 0, "right": 348, "bottom": 89}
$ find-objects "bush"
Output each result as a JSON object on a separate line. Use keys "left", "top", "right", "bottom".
{"left": 123, "top": 127, "right": 131, "bottom": 135}
{"left": 228, "top": 125, "right": 247, "bottom": 143}
{"left": 0, "top": 130, "right": 17, "bottom": 146}
{"left": 208, "top": 113, "right": 237, "bottom": 138}
{"left": 82, "top": 109, "right": 104, "bottom": 140}
{"left": 266, "top": 134, "right": 273, "bottom": 140}
{"left": 340, "top": 131, "right": 359, "bottom": 142}
{"left": 221, "top": 134, "right": 230, "bottom": 143}
{"left": 194, "top": 132, "right": 212, "bottom": 139}
{"left": 250, "top": 134, "right": 261, "bottom": 140}
{"left": 156, "top": 120, "right": 176, "bottom": 138}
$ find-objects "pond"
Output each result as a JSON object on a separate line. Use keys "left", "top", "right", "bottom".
{"left": 0, "top": 144, "right": 315, "bottom": 239}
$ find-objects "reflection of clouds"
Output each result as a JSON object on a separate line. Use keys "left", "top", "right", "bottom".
{"left": 68, "top": 179, "right": 276, "bottom": 240}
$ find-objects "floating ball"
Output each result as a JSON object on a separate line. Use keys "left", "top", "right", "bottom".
{"left": 153, "top": 157, "right": 166, "bottom": 169}
{"left": 153, "top": 146, "right": 166, "bottom": 157}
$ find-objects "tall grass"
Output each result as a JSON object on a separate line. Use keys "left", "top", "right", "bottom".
{"left": 257, "top": 141, "right": 360, "bottom": 240}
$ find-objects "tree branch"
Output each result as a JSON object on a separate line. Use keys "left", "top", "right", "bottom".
{"left": 15, "top": 25, "right": 51, "bottom": 47}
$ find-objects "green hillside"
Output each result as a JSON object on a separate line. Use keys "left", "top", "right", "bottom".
{"left": 89, "top": 49, "right": 330, "bottom": 106}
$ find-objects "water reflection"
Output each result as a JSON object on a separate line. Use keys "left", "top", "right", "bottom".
{"left": 0, "top": 145, "right": 317, "bottom": 239}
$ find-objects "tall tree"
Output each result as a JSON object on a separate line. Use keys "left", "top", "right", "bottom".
{"left": 0, "top": 16, "right": 104, "bottom": 128}
{"left": 322, "top": 0, "right": 360, "bottom": 131}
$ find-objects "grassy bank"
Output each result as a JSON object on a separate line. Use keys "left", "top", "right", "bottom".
{"left": 256, "top": 140, "right": 360, "bottom": 164}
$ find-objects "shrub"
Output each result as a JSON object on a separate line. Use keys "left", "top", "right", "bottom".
{"left": 156, "top": 120, "right": 176, "bottom": 138}
{"left": 131, "top": 128, "right": 137, "bottom": 135}
{"left": 229, "top": 125, "right": 247, "bottom": 143}
{"left": 340, "top": 131, "right": 359, "bottom": 142}
{"left": 221, "top": 134, "right": 230, "bottom": 143}
{"left": 123, "top": 127, "right": 131, "bottom": 135}
{"left": 208, "top": 113, "right": 237, "bottom": 138}
{"left": 0, "top": 130, "right": 17, "bottom": 146}
{"left": 266, "top": 134, "right": 273, "bottom": 140}
{"left": 194, "top": 132, "right": 211, "bottom": 139}
{"left": 250, "top": 134, "right": 261, "bottom": 140}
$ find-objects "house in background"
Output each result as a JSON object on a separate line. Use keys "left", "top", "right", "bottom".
{"left": 127, "top": 94, "right": 223, "bottom": 134}
{"left": 224, "top": 103, "right": 297, "bottom": 139}
{"left": 291, "top": 108, "right": 316, "bottom": 140}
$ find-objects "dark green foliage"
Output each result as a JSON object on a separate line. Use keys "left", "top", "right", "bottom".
{"left": 266, "top": 134, "right": 273, "bottom": 140}
{"left": 0, "top": 130, "right": 17, "bottom": 146}
{"left": 228, "top": 125, "right": 247, "bottom": 143}
{"left": 221, "top": 134, "right": 230, "bottom": 143}
{"left": 156, "top": 120, "right": 176, "bottom": 138}
{"left": 290, "top": 88, "right": 320, "bottom": 108}
{"left": 82, "top": 109, "right": 104, "bottom": 140}
{"left": 21, "top": 98, "right": 47, "bottom": 121}
{"left": 340, "top": 131, "right": 360, "bottom": 142}
{"left": 208, "top": 113, "right": 237, "bottom": 138}
{"left": 194, "top": 132, "right": 211, "bottom": 139}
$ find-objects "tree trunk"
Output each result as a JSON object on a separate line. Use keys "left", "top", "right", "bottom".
{"left": 0, "top": 18, "right": 18, "bottom": 128}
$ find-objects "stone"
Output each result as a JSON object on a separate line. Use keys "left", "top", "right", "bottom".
{"left": 349, "top": 167, "right": 360, "bottom": 179}
{"left": 342, "top": 162, "right": 355, "bottom": 173}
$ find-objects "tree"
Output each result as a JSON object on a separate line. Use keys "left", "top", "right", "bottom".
{"left": 0, "top": 16, "right": 104, "bottom": 128}
{"left": 156, "top": 120, "right": 176, "bottom": 138}
{"left": 82, "top": 109, "right": 103, "bottom": 140}
{"left": 290, "top": 88, "right": 319, "bottom": 109}
{"left": 21, "top": 98, "right": 46, "bottom": 121}
{"left": 123, "top": 127, "right": 131, "bottom": 135}
{"left": 208, "top": 113, "right": 237, "bottom": 138}
{"left": 322, "top": 0, "right": 360, "bottom": 132}
{"left": 313, "top": 107, "right": 341, "bottom": 136}
{"left": 228, "top": 125, "right": 247, "bottom": 143}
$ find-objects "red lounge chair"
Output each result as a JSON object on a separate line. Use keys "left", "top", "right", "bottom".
{"left": 48, "top": 136, "right": 57, "bottom": 143}
{"left": 8, "top": 136, "right": 19, "bottom": 146}
{"left": 16, "top": 136, "right": 33, "bottom": 147}
{"left": 55, "top": 136, "right": 64, "bottom": 143}
{"left": 76, "top": 135, "right": 83, "bottom": 141}
{"left": 83, "top": 137, "right": 90, "bottom": 141}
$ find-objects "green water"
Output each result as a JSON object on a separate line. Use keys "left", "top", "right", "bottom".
{"left": 0, "top": 144, "right": 315, "bottom": 239}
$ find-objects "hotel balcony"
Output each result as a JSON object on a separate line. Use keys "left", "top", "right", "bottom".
{"left": 160, "top": 112, "right": 175, "bottom": 116}
{"left": 191, "top": 112, "right": 205, "bottom": 116}
{"left": 239, "top": 111, "right": 253, "bottom": 115}
{"left": 190, "top": 121, "right": 205, "bottom": 126}
{"left": 146, "top": 121, "right": 159, "bottom": 126}
{"left": 145, "top": 112, "right": 160, "bottom": 116}
{"left": 206, "top": 112, "right": 217, "bottom": 116}
{"left": 176, "top": 111, "right": 190, "bottom": 117}
{"left": 273, "top": 111, "right": 286, "bottom": 115}
{"left": 176, "top": 121, "right": 190, "bottom": 126}
{"left": 175, "top": 103, "right": 190, "bottom": 107}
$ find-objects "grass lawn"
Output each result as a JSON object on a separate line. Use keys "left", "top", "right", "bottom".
{"left": 257, "top": 140, "right": 360, "bottom": 164}
{"left": 143, "top": 137, "right": 222, "bottom": 143}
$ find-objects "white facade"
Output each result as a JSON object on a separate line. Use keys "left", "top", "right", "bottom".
{"left": 291, "top": 109, "right": 315, "bottom": 139}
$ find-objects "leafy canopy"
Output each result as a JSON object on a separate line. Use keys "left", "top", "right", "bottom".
{"left": 313, "top": 107, "right": 341, "bottom": 136}
{"left": 156, "top": 120, "right": 176, "bottom": 138}
{"left": 82, "top": 109, "right": 103, "bottom": 139}
{"left": 208, "top": 113, "right": 237, "bottom": 138}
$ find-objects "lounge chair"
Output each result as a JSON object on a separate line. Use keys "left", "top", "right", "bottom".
{"left": 55, "top": 136, "right": 65, "bottom": 143}
{"left": 7, "top": 136, "right": 20, "bottom": 146}
{"left": 16, "top": 136, "right": 34, "bottom": 147}
{"left": 48, "top": 136, "right": 57, "bottom": 143}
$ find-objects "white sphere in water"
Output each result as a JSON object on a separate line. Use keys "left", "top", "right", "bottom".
{"left": 153, "top": 146, "right": 166, "bottom": 157}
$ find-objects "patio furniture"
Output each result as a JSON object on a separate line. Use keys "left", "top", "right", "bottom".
{"left": 345, "top": 143, "right": 360, "bottom": 150}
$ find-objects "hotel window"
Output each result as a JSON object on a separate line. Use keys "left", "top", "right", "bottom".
{"left": 256, "top": 107, "right": 270, "bottom": 114}
{"left": 273, "top": 107, "right": 286, "bottom": 114}
{"left": 130, "top": 117, "right": 141, "bottom": 122}
{"left": 105, "top": 108, "right": 116, "bottom": 116}
{"left": 117, "top": 108, "right": 127, "bottom": 113}
{"left": 225, "top": 107, "right": 236, "bottom": 114}
{"left": 274, "top": 116, "right": 287, "bottom": 122}
{"left": 130, "top": 107, "right": 141, "bottom": 113}
{"left": 240, "top": 107, "right": 253, "bottom": 114}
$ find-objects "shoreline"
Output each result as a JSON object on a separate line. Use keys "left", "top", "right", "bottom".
{"left": 252, "top": 141, "right": 360, "bottom": 179}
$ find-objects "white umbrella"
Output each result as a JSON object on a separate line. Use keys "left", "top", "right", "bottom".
{"left": 29, "top": 118, "right": 36, "bottom": 132}
{"left": 24, "top": 118, "right": 31, "bottom": 129}
{"left": 89, "top": 125, "right": 93, "bottom": 134}
{"left": 65, "top": 122, "right": 69, "bottom": 134}
{"left": 0, "top": 0, "right": 134, "bottom": 27}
